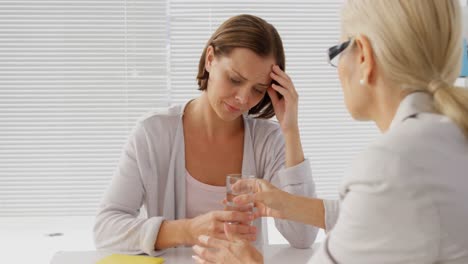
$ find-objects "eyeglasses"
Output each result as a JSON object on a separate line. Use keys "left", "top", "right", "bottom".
{"left": 328, "top": 39, "right": 353, "bottom": 67}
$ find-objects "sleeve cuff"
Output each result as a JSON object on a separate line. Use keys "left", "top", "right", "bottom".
{"left": 323, "top": 199, "right": 340, "bottom": 232}
{"left": 140, "top": 216, "right": 167, "bottom": 256}
{"left": 277, "top": 159, "right": 313, "bottom": 188}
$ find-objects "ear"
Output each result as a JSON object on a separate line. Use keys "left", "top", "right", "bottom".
{"left": 205, "top": 45, "right": 215, "bottom": 73}
{"left": 354, "top": 35, "right": 376, "bottom": 86}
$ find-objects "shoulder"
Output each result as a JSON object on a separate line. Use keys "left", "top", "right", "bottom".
{"left": 130, "top": 104, "right": 183, "bottom": 142}
{"left": 375, "top": 112, "right": 465, "bottom": 164}
{"left": 246, "top": 117, "right": 283, "bottom": 142}
{"left": 137, "top": 104, "right": 183, "bottom": 126}
{"left": 245, "top": 118, "right": 288, "bottom": 168}
{"left": 345, "top": 112, "right": 465, "bottom": 190}
{"left": 138, "top": 104, "right": 183, "bottom": 130}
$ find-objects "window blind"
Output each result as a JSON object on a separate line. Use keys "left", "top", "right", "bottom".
{"left": 0, "top": 0, "right": 169, "bottom": 216}
{"left": 0, "top": 0, "right": 379, "bottom": 217}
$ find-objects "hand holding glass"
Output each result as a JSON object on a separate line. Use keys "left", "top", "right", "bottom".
{"left": 225, "top": 174, "right": 255, "bottom": 224}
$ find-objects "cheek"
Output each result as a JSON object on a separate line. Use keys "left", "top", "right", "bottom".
{"left": 249, "top": 92, "right": 264, "bottom": 106}
{"left": 208, "top": 73, "right": 229, "bottom": 98}
{"left": 337, "top": 56, "right": 361, "bottom": 117}
{"left": 337, "top": 62, "right": 352, "bottom": 107}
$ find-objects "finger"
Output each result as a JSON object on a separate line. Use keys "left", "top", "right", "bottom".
{"left": 198, "top": 235, "right": 230, "bottom": 249}
{"left": 267, "top": 87, "right": 280, "bottom": 106}
{"left": 235, "top": 192, "right": 269, "bottom": 209}
{"left": 214, "top": 210, "right": 254, "bottom": 223}
{"left": 231, "top": 178, "right": 256, "bottom": 193}
{"left": 212, "top": 231, "right": 228, "bottom": 241}
{"left": 270, "top": 71, "right": 291, "bottom": 90}
{"left": 253, "top": 210, "right": 262, "bottom": 219}
{"left": 228, "top": 223, "right": 257, "bottom": 234}
{"left": 192, "top": 254, "right": 215, "bottom": 264}
{"left": 233, "top": 193, "right": 256, "bottom": 205}
{"left": 213, "top": 216, "right": 253, "bottom": 233}
{"left": 213, "top": 231, "right": 256, "bottom": 242}
{"left": 239, "top": 233, "right": 257, "bottom": 242}
{"left": 223, "top": 199, "right": 252, "bottom": 212}
{"left": 222, "top": 199, "right": 229, "bottom": 210}
{"left": 230, "top": 203, "right": 254, "bottom": 213}
{"left": 192, "top": 245, "right": 218, "bottom": 263}
{"left": 272, "top": 65, "right": 298, "bottom": 97}
{"left": 270, "top": 83, "right": 289, "bottom": 98}
{"left": 216, "top": 220, "right": 255, "bottom": 234}
{"left": 272, "top": 64, "right": 291, "bottom": 82}
{"left": 213, "top": 221, "right": 225, "bottom": 233}
{"left": 224, "top": 222, "right": 245, "bottom": 242}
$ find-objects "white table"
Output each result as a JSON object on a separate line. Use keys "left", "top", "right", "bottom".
{"left": 50, "top": 244, "right": 320, "bottom": 264}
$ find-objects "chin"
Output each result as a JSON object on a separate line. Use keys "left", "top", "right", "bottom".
{"left": 215, "top": 106, "right": 242, "bottom": 122}
{"left": 348, "top": 108, "right": 371, "bottom": 121}
{"left": 346, "top": 105, "right": 362, "bottom": 120}
{"left": 218, "top": 101, "right": 246, "bottom": 120}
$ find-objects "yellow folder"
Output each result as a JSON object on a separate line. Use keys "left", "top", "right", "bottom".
{"left": 96, "top": 254, "right": 164, "bottom": 264}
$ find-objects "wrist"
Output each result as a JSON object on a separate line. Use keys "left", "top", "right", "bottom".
{"left": 282, "top": 126, "right": 300, "bottom": 137}
{"left": 279, "top": 191, "right": 294, "bottom": 219}
{"left": 283, "top": 127, "right": 305, "bottom": 167}
{"left": 180, "top": 218, "right": 193, "bottom": 245}
{"left": 155, "top": 219, "right": 190, "bottom": 250}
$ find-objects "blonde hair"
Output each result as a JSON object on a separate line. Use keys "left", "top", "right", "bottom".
{"left": 342, "top": 0, "right": 468, "bottom": 138}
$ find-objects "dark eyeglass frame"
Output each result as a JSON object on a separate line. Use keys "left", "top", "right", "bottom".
{"left": 328, "top": 39, "right": 353, "bottom": 67}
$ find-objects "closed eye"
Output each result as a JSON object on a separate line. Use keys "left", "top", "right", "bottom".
{"left": 230, "top": 77, "right": 242, "bottom": 85}
{"left": 253, "top": 88, "right": 266, "bottom": 94}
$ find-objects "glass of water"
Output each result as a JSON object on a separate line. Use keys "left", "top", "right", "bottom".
{"left": 226, "top": 174, "right": 255, "bottom": 224}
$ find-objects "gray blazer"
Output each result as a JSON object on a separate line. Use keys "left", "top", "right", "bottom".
{"left": 312, "top": 92, "right": 468, "bottom": 263}
{"left": 93, "top": 101, "right": 319, "bottom": 256}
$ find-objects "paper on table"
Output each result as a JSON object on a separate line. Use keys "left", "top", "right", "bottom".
{"left": 96, "top": 254, "right": 164, "bottom": 264}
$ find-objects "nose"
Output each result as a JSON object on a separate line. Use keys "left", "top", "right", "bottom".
{"left": 235, "top": 86, "right": 250, "bottom": 105}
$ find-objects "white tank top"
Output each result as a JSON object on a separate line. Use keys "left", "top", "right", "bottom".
{"left": 185, "top": 170, "right": 226, "bottom": 219}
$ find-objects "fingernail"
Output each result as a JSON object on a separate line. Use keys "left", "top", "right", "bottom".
{"left": 192, "top": 255, "right": 202, "bottom": 262}
{"left": 192, "top": 245, "right": 202, "bottom": 253}
{"left": 198, "top": 235, "right": 209, "bottom": 243}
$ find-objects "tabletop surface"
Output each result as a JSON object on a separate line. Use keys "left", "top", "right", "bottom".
{"left": 50, "top": 244, "right": 321, "bottom": 264}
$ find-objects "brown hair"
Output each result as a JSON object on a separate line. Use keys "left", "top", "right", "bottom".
{"left": 196, "top": 14, "right": 285, "bottom": 119}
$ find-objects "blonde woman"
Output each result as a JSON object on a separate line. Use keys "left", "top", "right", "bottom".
{"left": 193, "top": 1, "right": 468, "bottom": 263}
{"left": 93, "top": 14, "right": 319, "bottom": 256}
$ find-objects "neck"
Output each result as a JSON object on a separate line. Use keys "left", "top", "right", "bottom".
{"left": 370, "top": 82, "right": 408, "bottom": 133}
{"left": 184, "top": 93, "right": 244, "bottom": 140}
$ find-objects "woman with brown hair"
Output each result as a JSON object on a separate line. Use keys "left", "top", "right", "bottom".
{"left": 93, "top": 14, "right": 321, "bottom": 256}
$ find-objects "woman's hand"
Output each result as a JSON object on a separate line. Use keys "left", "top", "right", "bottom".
{"left": 234, "top": 178, "right": 327, "bottom": 229}
{"left": 185, "top": 210, "right": 257, "bottom": 245}
{"left": 268, "top": 65, "right": 305, "bottom": 167}
{"left": 268, "top": 65, "right": 299, "bottom": 134}
{"left": 192, "top": 223, "right": 263, "bottom": 264}
{"left": 232, "top": 178, "right": 290, "bottom": 220}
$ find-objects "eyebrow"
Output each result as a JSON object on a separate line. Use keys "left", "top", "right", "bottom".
{"left": 231, "top": 68, "right": 270, "bottom": 88}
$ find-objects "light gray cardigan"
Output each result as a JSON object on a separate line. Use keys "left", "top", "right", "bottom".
{"left": 94, "top": 102, "right": 319, "bottom": 256}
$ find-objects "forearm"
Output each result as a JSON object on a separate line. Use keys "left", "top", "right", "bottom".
{"left": 283, "top": 193, "right": 326, "bottom": 229}
{"left": 154, "top": 219, "right": 189, "bottom": 250}
{"left": 283, "top": 128, "right": 305, "bottom": 168}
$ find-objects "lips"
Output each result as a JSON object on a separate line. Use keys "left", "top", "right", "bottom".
{"left": 224, "top": 102, "right": 241, "bottom": 113}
